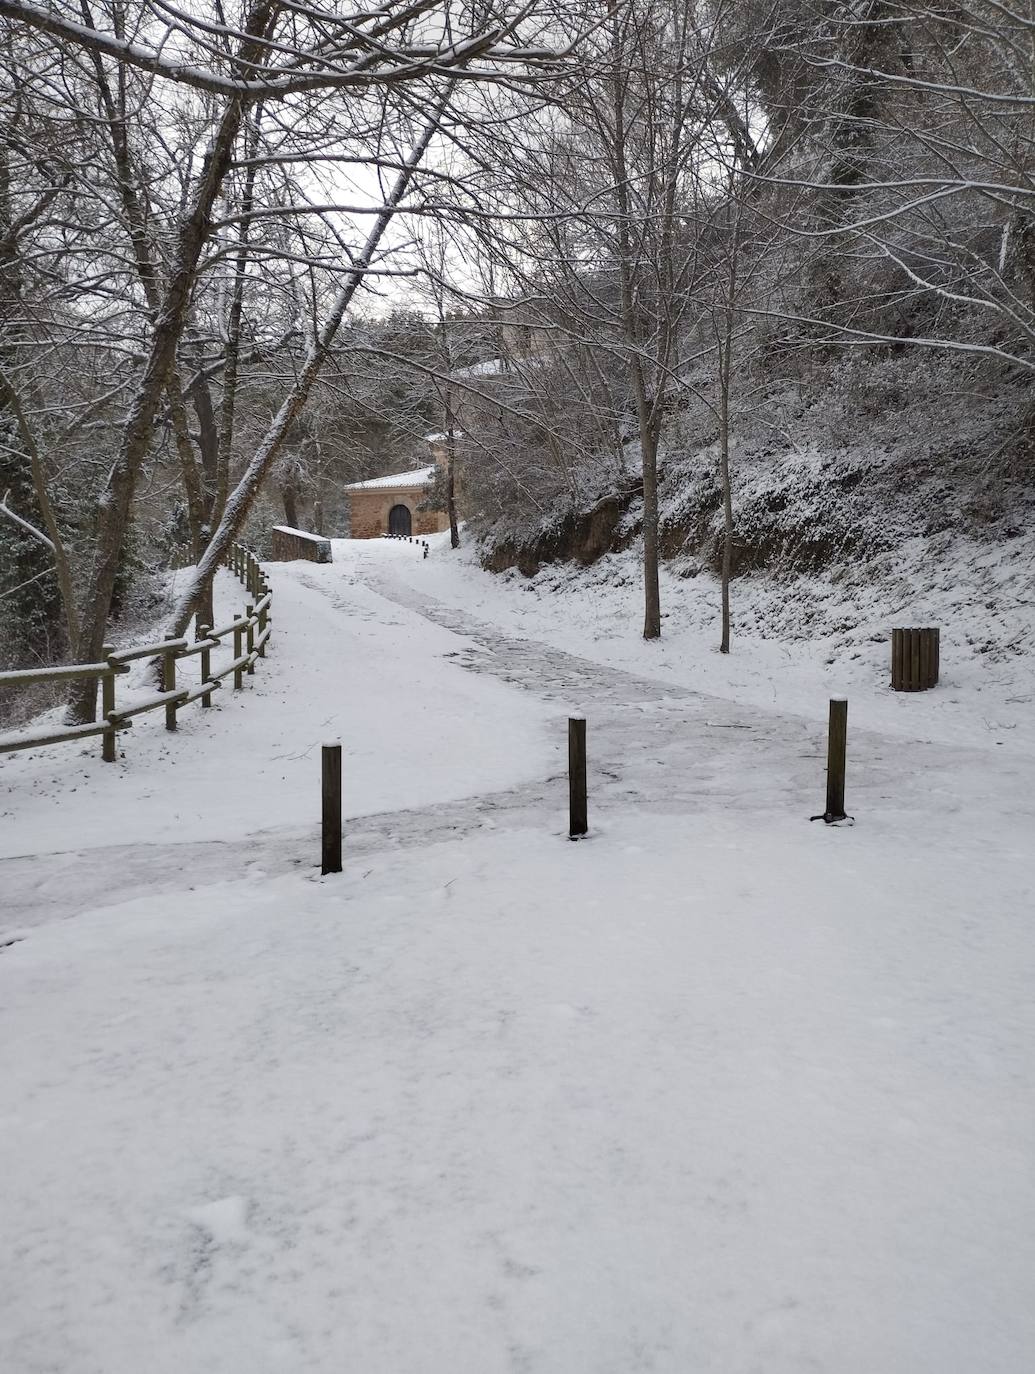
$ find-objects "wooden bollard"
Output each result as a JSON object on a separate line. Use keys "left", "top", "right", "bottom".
{"left": 812, "top": 697, "right": 848, "bottom": 823}
{"left": 163, "top": 646, "right": 178, "bottom": 730}
{"left": 245, "top": 605, "right": 255, "bottom": 674}
{"left": 568, "top": 717, "right": 588, "bottom": 838}
{"left": 199, "top": 624, "right": 213, "bottom": 707}
{"left": 101, "top": 643, "right": 117, "bottom": 762}
{"left": 891, "top": 627, "right": 940, "bottom": 691}
{"left": 322, "top": 742, "right": 342, "bottom": 875}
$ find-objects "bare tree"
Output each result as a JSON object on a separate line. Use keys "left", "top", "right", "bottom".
{"left": 0, "top": 1, "right": 566, "bottom": 715}
{"left": 434, "top": 0, "right": 767, "bottom": 637}
{"left": 760, "top": 1, "right": 1035, "bottom": 368}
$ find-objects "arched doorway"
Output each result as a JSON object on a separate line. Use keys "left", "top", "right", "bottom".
{"left": 388, "top": 504, "right": 412, "bottom": 537}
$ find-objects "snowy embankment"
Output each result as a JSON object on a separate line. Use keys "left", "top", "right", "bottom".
{"left": 400, "top": 530, "right": 1035, "bottom": 756}
{"left": 2, "top": 538, "right": 1033, "bottom": 1374}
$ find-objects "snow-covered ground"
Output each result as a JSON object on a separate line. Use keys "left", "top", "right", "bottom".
{"left": 398, "top": 532, "right": 1035, "bottom": 756}
{"left": 2, "top": 537, "right": 1033, "bottom": 1373}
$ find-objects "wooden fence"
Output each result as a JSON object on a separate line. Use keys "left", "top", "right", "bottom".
{"left": 0, "top": 544, "right": 271, "bottom": 762}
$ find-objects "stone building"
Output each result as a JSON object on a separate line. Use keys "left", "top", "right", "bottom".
{"left": 345, "top": 436, "right": 459, "bottom": 539}
{"left": 344, "top": 464, "right": 448, "bottom": 539}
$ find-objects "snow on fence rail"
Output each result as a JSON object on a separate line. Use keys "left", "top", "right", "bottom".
{"left": 0, "top": 543, "right": 271, "bottom": 763}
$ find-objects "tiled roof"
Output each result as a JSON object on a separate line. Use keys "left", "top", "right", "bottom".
{"left": 345, "top": 465, "right": 436, "bottom": 492}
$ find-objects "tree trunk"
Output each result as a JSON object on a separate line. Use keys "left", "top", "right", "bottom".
{"left": 641, "top": 418, "right": 662, "bottom": 640}
{"left": 166, "top": 371, "right": 208, "bottom": 559}
{"left": 281, "top": 473, "right": 300, "bottom": 529}
{"left": 67, "top": 1, "right": 275, "bottom": 723}
{"left": 164, "top": 93, "right": 451, "bottom": 639}
{"left": 0, "top": 368, "right": 79, "bottom": 653}
{"left": 444, "top": 385, "right": 460, "bottom": 548}
{"left": 607, "top": 16, "right": 663, "bottom": 641}
{"left": 718, "top": 365, "right": 733, "bottom": 655}
{"left": 717, "top": 204, "right": 741, "bottom": 655}
{"left": 86, "top": 28, "right": 209, "bottom": 565}
{"left": 447, "top": 452, "right": 460, "bottom": 549}
{"left": 215, "top": 104, "right": 264, "bottom": 530}
{"left": 189, "top": 367, "right": 220, "bottom": 521}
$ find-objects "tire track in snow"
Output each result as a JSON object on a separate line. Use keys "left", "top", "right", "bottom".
{"left": 296, "top": 562, "right": 842, "bottom": 816}
{"left": 326, "top": 557, "right": 1035, "bottom": 838}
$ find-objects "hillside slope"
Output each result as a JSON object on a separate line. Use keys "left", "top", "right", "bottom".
{"left": 473, "top": 353, "right": 1034, "bottom": 676}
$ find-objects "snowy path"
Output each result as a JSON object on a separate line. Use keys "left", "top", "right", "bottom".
{"left": 353, "top": 543, "right": 1035, "bottom": 838}
{"left": 2, "top": 540, "right": 1033, "bottom": 1374}
{"left": 5, "top": 540, "right": 1031, "bottom": 924}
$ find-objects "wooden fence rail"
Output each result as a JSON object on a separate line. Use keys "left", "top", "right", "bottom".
{"left": 0, "top": 544, "right": 271, "bottom": 762}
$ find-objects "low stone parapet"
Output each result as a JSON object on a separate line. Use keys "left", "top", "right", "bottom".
{"left": 271, "top": 525, "right": 332, "bottom": 563}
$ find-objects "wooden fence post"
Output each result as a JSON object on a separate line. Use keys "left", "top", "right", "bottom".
{"left": 245, "top": 605, "right": 255, "bottom": 673}
{"left": 233, "top": 617, "right": 244, "bottom": 689}
{"left": 163, "top": 647, "right": 178, "bottom": 730}
{"left": 812, "top": 697, "right": 848, "bottom": 823}
{"left": 258, "top": 598, "right": 268, "bottom": 656}
{"left": 199, "top": 625, "right": 213, "bottom": 707}
{"left": 322, "top": 742, "right": 342, "bottom": 874}
{"left": 568, "top": 717, "right": 588, "bottom": 838}
{"left": 198, "top": 577, "right": 214, "bottom": 635}
{"left": 101, "top": 644, "right": 116, "bottom": 762}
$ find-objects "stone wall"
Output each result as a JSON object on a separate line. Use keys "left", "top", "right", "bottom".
{"left": 414, "top": 508, "right": 448, "bottom": 536}
{"left": 270, "top": 526, "right": 332, "bottom": 562}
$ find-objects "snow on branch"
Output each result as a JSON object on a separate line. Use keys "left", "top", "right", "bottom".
{"left": 0, "top": 0, "right": 566, "bottom": 99}
{"left": 0, "top": 489, "right": 56, "bottom": 551}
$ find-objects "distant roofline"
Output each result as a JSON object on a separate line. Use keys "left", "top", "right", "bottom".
{"left": 345, "top": 464, "right": 436, "bottom": 492}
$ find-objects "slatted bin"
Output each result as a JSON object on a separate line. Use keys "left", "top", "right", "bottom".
{"left": 891, "top": 627, "right": 940, "bottom": 692}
